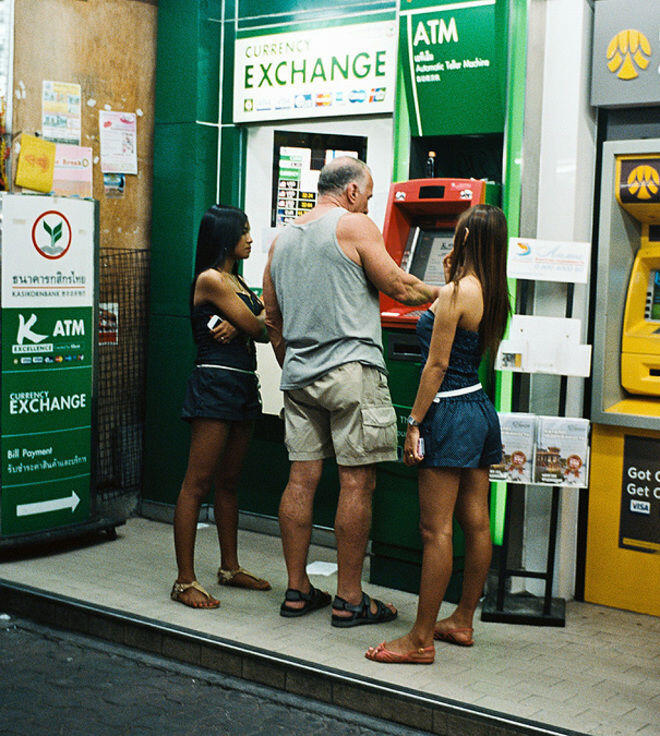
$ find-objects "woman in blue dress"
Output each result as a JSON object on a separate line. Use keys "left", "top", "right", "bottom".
{"left": 171, "top": 205, "right": 271, "bottom": 609}
{"left": 366, "top": 204, "right": 510, "bottom": 663}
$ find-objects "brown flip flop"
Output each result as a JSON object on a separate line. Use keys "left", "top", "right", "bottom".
{"left": 217, "top": 567, "right": 271, "bottom": 590}
{"left": 170, "top": 580, "right": 220, "bottom": 609}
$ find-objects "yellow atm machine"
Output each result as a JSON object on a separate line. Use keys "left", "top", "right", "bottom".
{"left": 618, "top": 154, "right": 660, "bottom": 396}
{"left": 587, "top": 141, "right": 660, "bottom": 617}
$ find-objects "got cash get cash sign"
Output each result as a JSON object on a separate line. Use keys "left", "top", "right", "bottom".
{"left": 1, "top": 194, "right": 95, "bottom": 536}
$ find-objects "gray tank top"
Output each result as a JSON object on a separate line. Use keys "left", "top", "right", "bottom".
{"left": 270, "top": 207, "right": 386, "bottom": 390}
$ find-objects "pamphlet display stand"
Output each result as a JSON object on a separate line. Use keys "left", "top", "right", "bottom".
{"left": 482, "top": 235, "right": 592, "bottom": 626}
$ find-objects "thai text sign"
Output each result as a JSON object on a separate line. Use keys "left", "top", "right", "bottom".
{"left": 1, "top": 194, "right": 94, "bottom": 536}
{"left": 399, "top": 0, "right": 506, "bottom": 136}
{"left": 233, "top": 19, "right": 396, "bottom": 123}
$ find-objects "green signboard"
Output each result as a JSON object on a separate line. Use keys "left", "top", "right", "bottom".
{"left": 399, "top": 0, "right": 507, "bottom": 136}
{"left": 1, "top": 194, "right": 96, "bottom": 537}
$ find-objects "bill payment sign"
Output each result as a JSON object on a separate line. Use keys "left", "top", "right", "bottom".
{"left": 1, "top": 195, "right": 94, "bottom": 308}
{"left": 233, "top": 21, "right": 396, "bottom": 123}
{"left": 507, "top": 238, "right": 590, "bottom": 284}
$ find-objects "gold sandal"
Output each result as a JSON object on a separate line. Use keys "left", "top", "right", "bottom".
{"left": 217, "top": 567, "right": 271, "bottom": 591}
{"left": 170, "top": 580, "right": 220, "bottom": 609}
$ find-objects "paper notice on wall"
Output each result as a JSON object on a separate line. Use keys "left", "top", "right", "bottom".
{"left": 42, "top": 81, "right": 82, "bottom": 144}
{"left": 52, "top": 144, "right": 93, "bottom": 198}
{"left": 99, "top": 302, "right": 119, "bottom": 345}
{"left": 99, "top": 111, "right": 137, "bottom": 174}
{"left": 15, "top": 134, "right": 56, "bottom": 192}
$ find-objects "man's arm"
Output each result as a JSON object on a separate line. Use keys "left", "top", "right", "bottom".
{"left": 337, "top": 213, "right": 439, "bottom": 305}
{"left": 262, "top": 240, "right": 286, "bottom": 367}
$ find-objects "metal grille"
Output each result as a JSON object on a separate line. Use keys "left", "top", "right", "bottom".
{"left": 96, "top": 248, "right": 150, "bottom": 511}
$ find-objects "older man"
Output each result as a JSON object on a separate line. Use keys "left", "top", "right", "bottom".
{"left": 263, "top": 156, "right": 438, "bottom": 626}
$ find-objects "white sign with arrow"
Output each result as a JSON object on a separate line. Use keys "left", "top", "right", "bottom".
{"left": 16, "top": 490, "right": 80, "bottom": 517}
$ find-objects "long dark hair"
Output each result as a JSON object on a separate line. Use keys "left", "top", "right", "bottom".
{"left": 447, "top": 204, "right": 511, "bottom": 355}
{"left": 190, "top": 204, "right": 248, "bottom": 310}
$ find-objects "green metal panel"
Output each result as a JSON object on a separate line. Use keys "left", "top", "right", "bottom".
{"left": 150, "top": 122, "right": 219, "bottom": 316}
{"left": 142, "top": 315, "right": 195, "bottom": 505}
{"left": 154, "top": 0, "right": 222, "bottom": 124}
{"left": 489, "top": 0, "right": 528, "bottom": 545}
{"left": 237, "top": 414, "right": 342, "bottom": 529}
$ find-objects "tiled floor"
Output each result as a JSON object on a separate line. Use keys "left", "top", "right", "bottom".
{"left": 1, "top": 517, "right": 658, "bottom": 736}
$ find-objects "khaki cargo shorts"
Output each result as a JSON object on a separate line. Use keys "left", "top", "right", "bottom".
{"left": 283, "top": 362, "right": 398, "bottom": 466}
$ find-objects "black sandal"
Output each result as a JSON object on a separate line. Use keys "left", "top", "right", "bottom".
{"left": 331, "top": 592, "right": 398, "bottom": 628}
{"left": 279, "top": 586, "right": 332, "bottom": 618}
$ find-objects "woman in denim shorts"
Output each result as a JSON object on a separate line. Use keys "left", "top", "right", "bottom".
{"left": 171, "top": 205, "right": 271, "bottom": 609}
{"left": 366, "top": 205, "right": 510, "bottom": 664}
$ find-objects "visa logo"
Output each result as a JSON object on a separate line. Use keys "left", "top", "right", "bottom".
{"left": 630, "top": 499, "right": 650, "bottom": 514}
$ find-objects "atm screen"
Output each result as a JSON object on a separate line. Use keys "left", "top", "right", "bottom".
{"left": 403, "top": 229, "right": 455, "bottom": 286}
{"left": 650, "top": 271, "right": 660, "bottom": 321}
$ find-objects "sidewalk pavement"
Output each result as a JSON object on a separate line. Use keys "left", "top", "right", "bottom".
{"left": 0, "top": 517, "right": 658, "bottom": 736}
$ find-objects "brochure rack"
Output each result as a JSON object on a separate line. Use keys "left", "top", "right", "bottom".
{"left": 482, "top": 278, "right": 584, "bottom": 627}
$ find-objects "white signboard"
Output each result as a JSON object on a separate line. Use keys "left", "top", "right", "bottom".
{"left": 1, "top": 195, "right": 95, "bottom": 308}
{"left": 233, "top": 21, "right": 397, "bottom": 123}
{"left": 507, "top": 238, "right": 590, "bottom": 284}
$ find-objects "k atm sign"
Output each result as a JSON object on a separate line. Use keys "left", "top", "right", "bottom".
{"left": 620, "top": 435, "right": 660, "bottom": 553}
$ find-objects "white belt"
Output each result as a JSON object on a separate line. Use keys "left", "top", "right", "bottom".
{"left": 433, "top": 383, "right": 482, "bottom": 402}
{"left": 197, "top": 364, "right": 256, "bottom": 376}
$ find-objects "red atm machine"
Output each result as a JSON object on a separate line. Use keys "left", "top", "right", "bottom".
{"left": 381, "top": 177, "right": 490, "bottom": 329}
{"left": 379, "top": 178, "right": 495, "bottom": 408}
{"left": 370, "top": 177, "right": 499, "bottom": 596}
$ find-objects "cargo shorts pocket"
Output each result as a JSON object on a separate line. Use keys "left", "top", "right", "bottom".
{"left": 361, "top": 406, "right": 397, "bottom": 454}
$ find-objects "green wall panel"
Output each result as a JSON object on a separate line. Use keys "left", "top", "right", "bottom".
{"left": 155, "top": 0, "right": 222, "bottom": 124}
{"left": 142, "top": 314, "right": 195, "bottom": 505}
{"left": 150, "top": 122, "right": 219, "bottom": 316}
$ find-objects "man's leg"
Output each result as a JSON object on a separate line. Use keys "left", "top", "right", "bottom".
{"left": 279, "top": 459, "right": 323, "bottom": 607}
{"left": 332, "top": 464, "right": 396, "bottom": 618}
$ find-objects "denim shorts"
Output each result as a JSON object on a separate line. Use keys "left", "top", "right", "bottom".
{"left": 419, "top": 392, "right": 502, "bottom": 469}
{"left": 181, "top": 365, "right": 261, "bottom": 423}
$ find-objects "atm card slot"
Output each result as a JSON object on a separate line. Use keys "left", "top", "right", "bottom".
{"left": 388, "top": 334, "right": 422, "bottom": 362}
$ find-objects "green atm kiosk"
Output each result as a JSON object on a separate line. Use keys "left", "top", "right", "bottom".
{"left": 370, "top": 177, "right": 499, "bottom": 596}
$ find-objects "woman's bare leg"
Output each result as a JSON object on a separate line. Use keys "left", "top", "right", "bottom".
{"left": 369, "top": 467, "right": 461, "bottom": 654}
{"left": 173, "top": 419, "right": 229, "bottom": 606}
{"left": 213, "top": 420, "right": 269, "bottom": 589}
{"left": 435, "top": 467, "right": 491, "bottom": 640}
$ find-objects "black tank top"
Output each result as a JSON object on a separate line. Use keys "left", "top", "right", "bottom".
{"left": 191, "top": 286, "right": 263, "bottom": 373}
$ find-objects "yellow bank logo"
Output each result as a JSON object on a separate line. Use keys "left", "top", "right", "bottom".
{"left": 627, "top": 165, "right": 660, "bottom": 200}
{"left": 607, "top": 29, "right": 651, "bottom": 80}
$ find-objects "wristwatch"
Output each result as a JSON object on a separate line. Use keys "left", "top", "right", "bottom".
{"left": 407, "top": 415, "right": 421, "bottom": 428}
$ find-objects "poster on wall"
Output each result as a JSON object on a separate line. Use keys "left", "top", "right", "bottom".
{"left": 233, "top": 17, "right": 396, "bottom": 123}
{"left": 619, "top": 435, "right": 660, "bottom": 553}
{"left": 42, "top": 81, "right": 82, "bottom": 145}
{"left": 99, "top": 111, "right": 138, "bottom": 175}
{"left": 0, "top": 194, "right": 94, "bottom": 537}
{"left": 52, "top": 144, "right": 94, "bottom": 198}
{"left": 398, "top": 0, "right": 506, "bottom": 136}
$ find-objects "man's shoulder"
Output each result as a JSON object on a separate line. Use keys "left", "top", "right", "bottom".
{"left": 336, "top": 212, "right": 380, "bottom": 242}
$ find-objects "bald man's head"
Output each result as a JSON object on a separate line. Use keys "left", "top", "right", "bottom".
{"left": 317, "top": 156, "right": 371, "bottom": 197}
